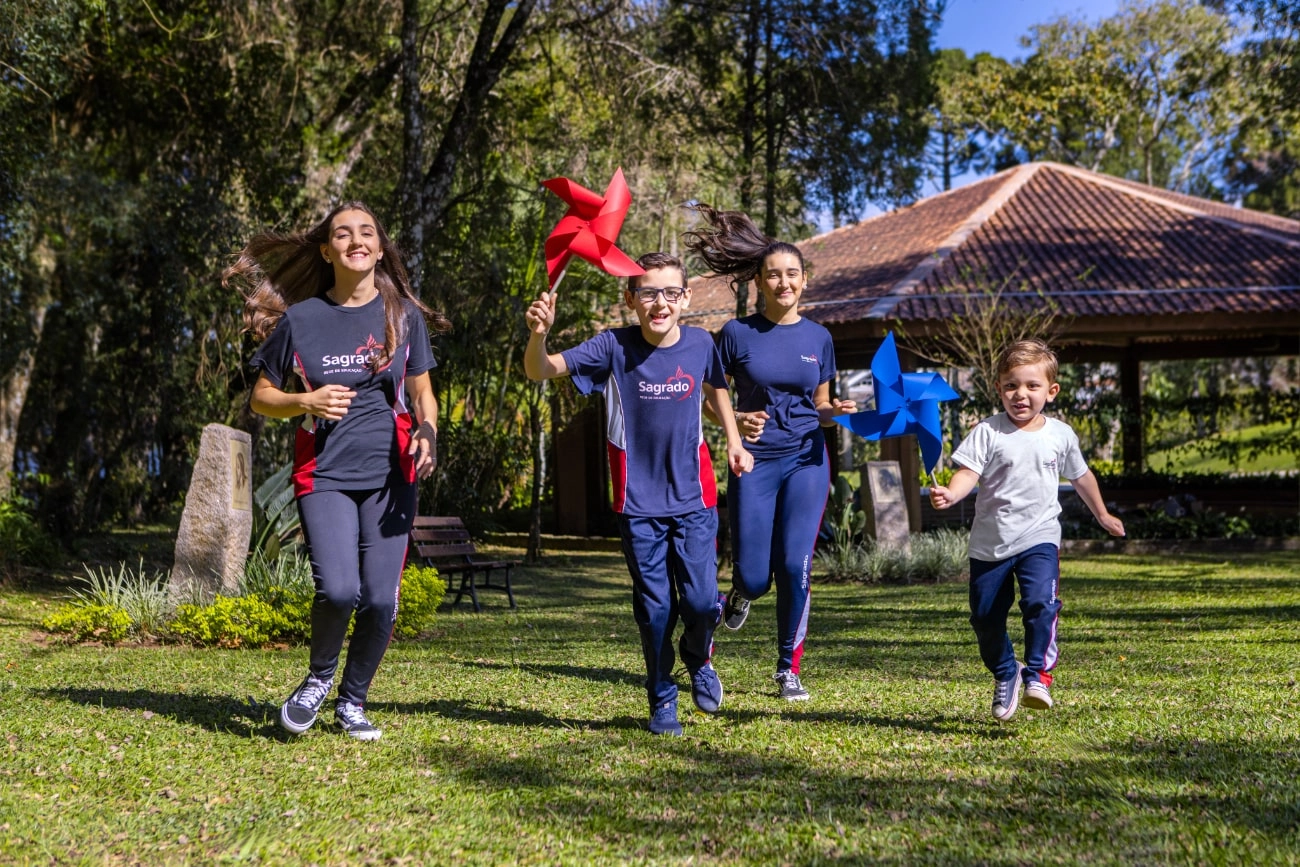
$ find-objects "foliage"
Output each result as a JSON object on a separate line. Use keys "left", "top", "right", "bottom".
{"left": 40, "top": 603, "right": 132, "bottom": 644}
{"left": 944, "top": 0, "right": 1244, "bottom": 193}
{"left": 823, "top": 475, "right": 866, "bottom": 554}
{"left": 67, "top": 559, "right": 173, "bottom": 637}
{"left": 250, "top": 464, "right": 301, "bottom": 558}
{"left": 816, "top": 528, "right": 970, "bottom": 583}
{"left": 394, "top": 564, "right": 446, "bottom": 639}
{"left": 0, "top": 492, "right": 61, "bottom": 573}
{"left": 169, "top": 595, "right": 297, "bottom": 649}
{"left": 238, "top": 549, "right": 314, "bottom": 635}
{"left": 661, "top": 0, "right": 940, "bottom": 233}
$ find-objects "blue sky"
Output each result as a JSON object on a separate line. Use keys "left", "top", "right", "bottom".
{"left": 934, "top": 0, "right": 1125, "bottom": 60}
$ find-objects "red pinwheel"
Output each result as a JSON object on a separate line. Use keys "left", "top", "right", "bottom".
{"left": 542, "top": 168, "right": 644, "bottom": 290}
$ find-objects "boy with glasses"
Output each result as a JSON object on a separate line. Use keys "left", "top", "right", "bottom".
{"left": 525, "top": 252, "right": 754, "bottom": 736}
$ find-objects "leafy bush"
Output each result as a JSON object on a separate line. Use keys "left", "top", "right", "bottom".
{"left": 170, "top": 595, "right": 297, "bottom": 648}
{"left": 71, "top": 559, "right": 173, "bottom": 636}
{"left": 0, "top": 494, "right": 61, "bottom": 573}
{"left": 395, "top": 564, "right": 446, "bottom": 639}
{"left": 42, "top": 604, "right": 131, "bottom": 644}
{"left": 816, "top": 529, "right": 970, "bottom": 584}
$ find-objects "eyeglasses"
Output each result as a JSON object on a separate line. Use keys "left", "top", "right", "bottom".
{"left": 634, "top": 286, "right": 686, "bottom": 304}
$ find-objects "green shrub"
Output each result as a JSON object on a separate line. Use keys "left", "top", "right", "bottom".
{"left": 0, "top": 494, "right": 61, "bottom": 572}
{"left": 170, "top": 595, "right": 296, "bottom": 648}
{"left": 816, "top": 529, "right": 970, "bottom": 584}
{"left": 395, "top": 563, "right": 445, "bottom": 639}
{"left": 71, "top": 559, "right": 173, "bottom": 635}
{"left": 42, "top": 603, "right": 131, "bottom": 644}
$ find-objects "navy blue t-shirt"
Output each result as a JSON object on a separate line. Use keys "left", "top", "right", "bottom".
{"left": 250, "top": 293, "right": 435, "bottom": 495}
{"left": 717, "top": 315, "right": 836, "bottom": 458}
{"left": 561, "top": 325, "right": 727, "bottom": 517}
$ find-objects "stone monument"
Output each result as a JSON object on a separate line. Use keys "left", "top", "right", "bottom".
{"left": 859, "top": 460, "right": 911, "bottom": 553}
{"left": 170, "top": 424, "right": 253, "bottom": 598}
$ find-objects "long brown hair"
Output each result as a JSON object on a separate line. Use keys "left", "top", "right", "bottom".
{"left": 682, "top": 204, "right": 806, "bottom": 295}
{"left": 225, "top": 201, "right": 450, "bottom": 371}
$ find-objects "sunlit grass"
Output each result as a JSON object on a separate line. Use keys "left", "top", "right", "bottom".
{"left": 2, "top": 548, "right": 1298, "bottom": 864}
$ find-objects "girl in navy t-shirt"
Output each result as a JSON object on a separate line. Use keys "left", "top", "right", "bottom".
{"left": 686, "top": 205, "right": 855, "bottom": 702}
{"left": 227, "top": 201, "right": 449, "bottom": 741}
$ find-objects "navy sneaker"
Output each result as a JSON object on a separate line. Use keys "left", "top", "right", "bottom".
{"left": 334, "top": 700, "right": 382, "bottom": 741}
{"left": 648, "top": 699, "right": 682, "bottom": 736}
{"left": 992, "top": 662, "right": 1024, "bottom": 721}
{"left": 689, "top": 663, "right": 724, "bottom": 714}
{"left": 722, "top": 588, "right": 750, "bottom": 631}
{"left": 279, "top": 674, "right": 332, "bottom": 735}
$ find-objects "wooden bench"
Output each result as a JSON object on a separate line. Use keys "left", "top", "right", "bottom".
{"left": 409, "top": 516, "right": 517, "bottom": 612}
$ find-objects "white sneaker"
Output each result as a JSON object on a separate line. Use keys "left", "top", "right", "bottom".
{"left": 1023, "top": 680, "right": 1053, "bottom": 710}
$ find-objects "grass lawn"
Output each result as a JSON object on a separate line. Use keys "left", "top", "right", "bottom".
{"left": 3, "top": 546, "right": 1299, "bottom": 865}
{"left": 1146, "top": 422, "right": 1300, "bottom": 474}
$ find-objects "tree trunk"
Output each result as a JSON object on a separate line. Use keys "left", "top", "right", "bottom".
{"left": 0, "top": 241, "right": 55, "bottom": 502}
{"left": 526, "top": 381, "right": 546, "bottom": 564}
{"left": 408, "top": 0, "right": 539, "bottom": 291}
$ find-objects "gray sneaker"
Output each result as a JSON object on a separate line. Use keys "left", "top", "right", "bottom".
{"left": 773, "top": 670, "right": 810, "bottom": 701}
{"left": 992, "top": 662, "right": 1024, "bottom": 721}
{"left": 279, "top": 675, "right": 332, "bottom": 735}
{"left": 723, "top": 588, "right": 750, "bottom": 631}
{"left": 334, "top": 701, "right": 382, "bottom": 741}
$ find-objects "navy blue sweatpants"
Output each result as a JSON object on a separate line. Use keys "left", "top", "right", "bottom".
{"left": 728, "top": 437, "right": 830, "bottom": 674}
{"left": 618, "top": 509, "right": 721, "bottom": 708}
{"left": 968, "top": 542, "right": 1062, "bottom": 686}
{"left": 297, "top": 481, "right": 417, "bottom": 705}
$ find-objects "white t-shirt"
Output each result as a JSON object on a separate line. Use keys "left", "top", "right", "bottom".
{"left": 951, "top": 414, "right": 1089, "bottom": 561}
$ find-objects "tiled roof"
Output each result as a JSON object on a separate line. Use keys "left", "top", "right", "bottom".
{"left": 680, "top": 162, "right": 1300, "bottom": 335}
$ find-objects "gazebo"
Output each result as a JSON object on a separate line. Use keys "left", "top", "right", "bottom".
{"left": 554, "top": 162, "right": 1300, "bottom": 534}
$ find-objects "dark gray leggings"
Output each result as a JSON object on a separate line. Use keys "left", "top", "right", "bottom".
{"left": 297, "top": 482, "right": 416, "bottom": 705}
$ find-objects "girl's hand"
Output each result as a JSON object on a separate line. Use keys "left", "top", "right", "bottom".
{"left": 409, "top": 421, "right": 437, "bottom": 479}
{"left": 831, "top": 397, "right": 856, "bottom": 414}
{"left": 305, "top": 384, "right": 356, "bottom": 421}
{"left": 737, "top": 409, "right": 770, "bottom": 443}
{"left": 525, "top": 292, "right": 557, "bottom": 335}
{"left": 728, "top": 444, "right": 754, "bottom": 476}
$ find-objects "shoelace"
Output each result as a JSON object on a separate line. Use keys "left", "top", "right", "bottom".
{"left": 336, "top": 702, "right": 370, "bottom": 727}
{"left": 994, "top": 677, "right": 1016, "bottom": 706}
{"left": 781, "top": 673, "right": 803, "bottom": 690}
{"left": 293, "top": 678, "right": 331, "bottom": 709}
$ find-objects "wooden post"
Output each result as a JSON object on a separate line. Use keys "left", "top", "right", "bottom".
{"left": 1120, "top": 350, "right": 1143, "bottom": 474}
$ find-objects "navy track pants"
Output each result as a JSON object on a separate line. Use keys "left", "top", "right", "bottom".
{"left": 968, "top": 542, "right": 1062, "bottom": 686}
{"left": 297, "top": 481, "right": 417, "bottom": 705}
{"left": 618, "top": 509, "right": 720, "bottom": 708}
{"left": 727, "top": 437, "right": 830, "bottom": 674}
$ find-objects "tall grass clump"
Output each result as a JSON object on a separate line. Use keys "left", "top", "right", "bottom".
{"left": 42, "top": 559, "right": 173, "bottom": 641}
{"left": 816, "top": 528, "right": 969, "bottom": 584}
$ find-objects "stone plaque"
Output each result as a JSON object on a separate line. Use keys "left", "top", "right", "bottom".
{"left": 171, "top": 424, "right": 254, "bottom": 599}
{"left": 860, "top": 460, "right": 911, "bottom": 552}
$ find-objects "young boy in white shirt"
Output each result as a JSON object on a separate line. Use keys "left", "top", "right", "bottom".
{"left": 930, "top": 339, "right": 1125, "bottom": 721}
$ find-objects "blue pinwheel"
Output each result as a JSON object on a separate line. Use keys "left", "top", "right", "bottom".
{"left": 833, "top": 331, "right": 959, "bottom": 475}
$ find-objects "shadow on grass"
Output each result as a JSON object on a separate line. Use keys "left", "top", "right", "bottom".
{"left": 37, "top": 686, "right": 291, "bottom": 739}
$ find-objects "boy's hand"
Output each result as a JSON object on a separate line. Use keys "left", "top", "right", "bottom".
{"left": 929, "top": 485, "right": 954, "bottom": 510}
{"left": 728, "top": 443, "right": 754, "bottom": 476}
{"left": 525, "top": 291, "right": 557, "bottom": 335}
{"left": 737, "top": 409, "right": 769, "bottom": 443}
{"left": 1098, "top": 513, "right": 1125, "bottom": 537}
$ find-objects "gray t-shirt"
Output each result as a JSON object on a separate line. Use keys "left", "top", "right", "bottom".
{"left": 951, "top": 414, "right": 1089, "bottom": 561}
